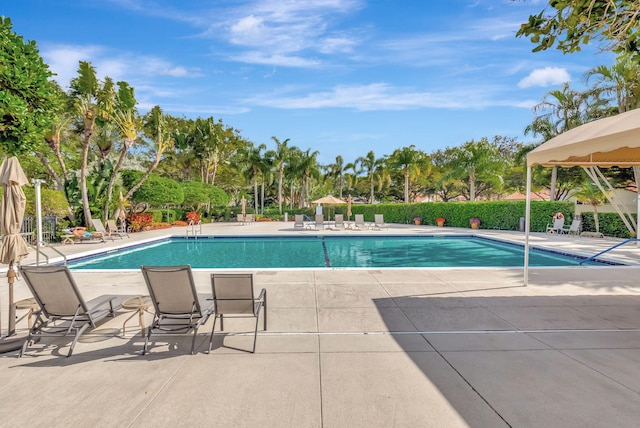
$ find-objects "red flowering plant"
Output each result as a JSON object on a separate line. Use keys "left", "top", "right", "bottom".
{"left": 127, "top": 213, "right": 153, "bottom": 232}
{"left": 185, "top": 211, "right": 201, "bottom": 223}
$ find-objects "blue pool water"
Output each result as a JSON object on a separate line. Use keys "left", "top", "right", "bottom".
{"left": 67, "top": 235, "right": 612, "bottom": 269}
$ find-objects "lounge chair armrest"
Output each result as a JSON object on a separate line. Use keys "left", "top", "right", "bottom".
{"left": 85, "top": 296, "right": 117, "bottom": 314}
{"left": 256, "top": 288, "right": 266, "bottom": 302}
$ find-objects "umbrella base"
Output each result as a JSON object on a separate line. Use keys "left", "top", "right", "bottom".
{"left": 0, "top": 333, "right": 28, "bottom": 354}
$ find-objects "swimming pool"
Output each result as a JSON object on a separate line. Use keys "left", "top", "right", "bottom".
{"left": 66, "top": 235, "right": 614, "bottom": 269}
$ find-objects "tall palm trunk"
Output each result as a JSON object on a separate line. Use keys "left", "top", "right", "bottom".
{"left": 404, "top": 168, "right": 410, "bottom": 203}
{"left": 80, "top": 121, "right": 93, "bottom": 227}
{"left": 104, "top": 138, "right": 133, "bottom": 220}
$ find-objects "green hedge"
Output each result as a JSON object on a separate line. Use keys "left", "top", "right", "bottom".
{"left": 331, "top": 200, "right": 574, "bottom": 232}
{"left": 580, "top": 212, "right": 636, "bottom": 238}
{"left": 147, "top": 210, "right": 164, "bottom": 222}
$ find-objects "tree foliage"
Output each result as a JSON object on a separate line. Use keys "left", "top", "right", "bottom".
{"left": 516, "top": 0, "right": 640, "bottom": 58}
{"left": 0, "top": 17, "right": 59, "bottom": 155}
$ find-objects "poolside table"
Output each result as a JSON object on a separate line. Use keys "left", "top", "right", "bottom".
{"left": 121, "top": 295, "right": 153, "bottom": 336}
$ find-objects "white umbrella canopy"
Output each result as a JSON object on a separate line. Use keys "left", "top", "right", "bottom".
{"left": 0, "top": 156, "right": 29, "bottom": 340}
{"left": 527, "top": 108, "right": 640, "bottom": 167}
{"left": 312, "top": 195, "right": 345, "bottom": 205}
{"left": 524, "top": 108, "right": 640, "bottom": 285}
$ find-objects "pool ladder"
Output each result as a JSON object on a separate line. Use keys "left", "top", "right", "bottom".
{"left": 187, "top": 220, "right": 202, "bottom": 238}
{"left": 579, "top": 238, "right": 639, "bottom": 265}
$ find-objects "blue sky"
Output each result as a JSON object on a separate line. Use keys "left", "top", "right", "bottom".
{"left": 4, "top": 0, "right": 615, "bottom": 164}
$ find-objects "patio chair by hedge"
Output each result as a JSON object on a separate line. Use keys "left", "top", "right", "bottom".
{"left": 334, "top": 214, "right": 344, "bottom": 230}
{"left": 315, "top": 214, "right": 325, "bottom": 230}
{"left": 294, "top": 214, "right": 305, "bottom": 230}
{"left": 354, "top": 214, "right": 367, "bottom": 230}
{"left": 18, "top": 265, "right": 119, "bottom": 357}
{"left": 562, "top": 219, "right": 581, "bottom": 236}
{"left": 546, "top": 213, "right": 565, "bottom": 234}
{"left": 209, "top": 273, "right": 266, "bottom": 353}
{"left": 373, "top": 214, "right": 387, "bottom": 230}
{"left": 141, "top": 265, "right": 214, "bottom": 355}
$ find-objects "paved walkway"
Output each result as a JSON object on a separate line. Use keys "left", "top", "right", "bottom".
{"left": 1, "top": 222, "right": 640, "bottom": 427}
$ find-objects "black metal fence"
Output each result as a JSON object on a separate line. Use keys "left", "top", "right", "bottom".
{"left": 20, "top": 216, "right": 59, "bottom": 244}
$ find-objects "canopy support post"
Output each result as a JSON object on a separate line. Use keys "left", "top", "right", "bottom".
{"left": 583, "top": 167, "right": 636, "bottom": 234}
{"left": 524, "top": 166, "right": 532, "bottom": 286}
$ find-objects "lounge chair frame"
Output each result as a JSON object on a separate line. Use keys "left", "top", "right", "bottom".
{"left": 106, "top": 219, "right": 129, "bottom": 238}
{"left": 354, "top": 214, "right": 367, "bottom": 230}
{"left": 141, "top": 265, "right": 213, "bottom": 355}
{"left": 19, "top": 265, "right": 117, "bottom": 357}
{"left": 92, "top": 219, "right": 116, "bottom": 241}
{"left": 209, "top": 273, "right": 267, "bottom": 353}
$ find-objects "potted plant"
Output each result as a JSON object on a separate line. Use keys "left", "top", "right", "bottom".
{"left": 413, "top": 217, "right": 422, "bottom": 225}
{"left": 470, "top": 217, "right": 481, "bottom": 229}
{"left": 436, "top": 217, "right": 445, "bottom": 227}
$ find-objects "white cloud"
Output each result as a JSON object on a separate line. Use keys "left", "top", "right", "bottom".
{"left": 41, "top": 43, "right": 202, "bottom": 88}
{"left": 243, "top": 83, "right": 530, "bottom": 111}
{"left": 231, "top": 52, "right": 321, "bottom": 68}
{"left": 518, "top": 67, "right": 571, "bottom": 88}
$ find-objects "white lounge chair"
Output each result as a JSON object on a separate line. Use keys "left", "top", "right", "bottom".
{"left": 354, "top": 214, "right": 367, "bottom": 230}
{"left": 294, "top": 214, "right": 305, "bottom": 230}
{"left": 92, "top": 219, "right": 116, "bottom": 241}
{"left": 546, "top": 214, "right": 565, "bottom": 234}
{"left": 334, "top": 214, "right": 344, "bottom": 230}
{"left": 562, "top": 219, "right": 581, "bottom": 236}
{"left": 373, "top": 214, "right": 387, "bottom": 230}
{"left": 315, "top": 214, "right": 324, "bottom": 230}
{"left": 106, "top": 219, "right": 129, "bottom": 238}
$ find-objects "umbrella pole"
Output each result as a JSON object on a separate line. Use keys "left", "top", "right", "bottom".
{"left": 7, "top": 262, "right": 15, "bottom": 336}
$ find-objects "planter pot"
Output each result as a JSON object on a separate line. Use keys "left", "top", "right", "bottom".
{"left": 470, "top": 223, "right": 479, "bottom": 229}
{"left": 414, "top": 220, "right": 421, "bottom": 225}
{"left": 436, "top": 221, "right": 444, "bottom": 227}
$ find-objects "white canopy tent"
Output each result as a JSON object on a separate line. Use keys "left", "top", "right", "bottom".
{"left": 524, "top": 108, "right": 640, "bottom": 284}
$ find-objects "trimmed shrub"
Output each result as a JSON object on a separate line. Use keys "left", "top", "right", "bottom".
{"left": 127, "top": 213, "right": 153, "bottom": 232}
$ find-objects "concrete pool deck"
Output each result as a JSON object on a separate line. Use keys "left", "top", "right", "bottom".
{"left": 2, "top": 221, "right": 640, "bottom": 427}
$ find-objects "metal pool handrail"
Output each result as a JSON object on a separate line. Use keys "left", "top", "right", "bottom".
{"left": 579, "top": 238, "right": 639, "bottom": 265}
{"left": 187, "top": 220, "right": 202, "bottom": 238}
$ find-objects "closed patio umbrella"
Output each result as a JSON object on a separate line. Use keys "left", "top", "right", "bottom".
{"left": 0, "top": 156, "right": 29, "bottom": 345}
{"left": 241, "top": 197, "right": 246, "bottom": 217}
{"left": 347, "top": 195, "right": 353, "bottom": 221}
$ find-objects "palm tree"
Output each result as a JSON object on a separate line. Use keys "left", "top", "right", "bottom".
{"left": 357, "top": 151, "right": 383, "bottom": 204}
{"left": 585, "top": 54, "right": 640, "bottom": 114}
{"left": 123, "top": 106, "right": 174, "bottom": 205}
{"left": 258, "top": 150, "right": 276, "bottom": 214}
{"left": 271, "top": 136, "right": 290, "bottom": 214}
{"left": 104, "top": 80, "right": 139, "bottom": 220}
{"left": 327, "top": 155, "right": 349, "bottom": 198}
{"left": 235, "top": 143, "right": 267, "bottom": 213}
{"left": 69, "top": 61, "right": 108, "bottom": 226}
{"left": 444, "top": 139, "right": 502, "bottom": 202}
{"left": 388, "top": 145, "right": 424, "bottom": 203}
{"left": 298, "top": 148, "right": 320, "bottom": 207}
{"left": 528, "top": 83, "right": 597, "bottom": 201}
{"left": 574, "top": 180, "right": 607, "bottom": 233}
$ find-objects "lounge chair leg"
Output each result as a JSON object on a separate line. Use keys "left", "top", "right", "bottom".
{"left": 142, "top": 325, "right": 153, "bottom": 355}
{"left": 68, "top": 323, "right": 90, "bottom": 357}
{"left": 19, "top": 335, "right": 32, "bottom": 358}
{"left": 263, "top": 291, "right": 267, "bottom": 331}
{"left": 252, "top": 315, "right": 260, "bottom": 353}
{"left": 208, "top": 316, "right": 218, "bottom": 354}
{"left": 190, "top": 326, "right": 200, "bottom": 355}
